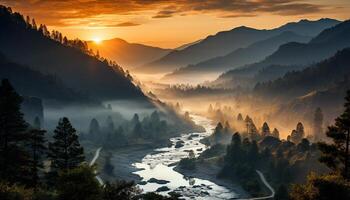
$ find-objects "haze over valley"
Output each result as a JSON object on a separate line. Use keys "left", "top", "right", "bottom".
{"left": 0, "top": 1, "right": 350, "bottom": 200}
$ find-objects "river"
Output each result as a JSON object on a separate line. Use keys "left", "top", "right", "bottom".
{"left": 132, "top": 115, "right": 239, "bottom": 199}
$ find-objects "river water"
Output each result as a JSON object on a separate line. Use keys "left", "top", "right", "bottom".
{"left": 132, "top": 115, "right": 238, "bottom": 199}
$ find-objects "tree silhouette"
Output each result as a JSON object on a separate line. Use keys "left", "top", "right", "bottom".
{"left": 0, "top": 79, "right": 30, "bottom": 184}
{"left": 48, "top": 117, "right": 85, "bottom": 173}
{"left": 318, "top": 91, "right": 350, "bottom": 179}
{"left": 313, "top": 107, "right": 324, "bottom": 141}
{"left": 89, "top": 118, "right": 100, "bottom": 140}
{"left": 27, "top": 127, "right": 47, "bottom": 189}
{"left": 289, "top": 122, "right": 305, "bottom": 144}
{"left": 272, "top": 128, "right": 280, "bottom": 139}
{"left": 261, "top": 122, "right": 271, "bottom": 137}
{"left": 237, "top": 113, "right": 243, "bottom": 121}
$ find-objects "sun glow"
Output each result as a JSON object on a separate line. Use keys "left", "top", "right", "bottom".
{"left": 93, "top": 37, "right": 102, "bottom": 44}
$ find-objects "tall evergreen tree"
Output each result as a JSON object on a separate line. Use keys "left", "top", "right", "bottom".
{"left": 313, "top": 107, "right": 324, "bottom": 141}
{"left": 89, "top": 118, "right": 100, "bottom": 141}
{"left": 213, "top": 122, "right": 223, "bottom": 144}
{"left": 33, "top": 116, "right": 41, "bottom": 129}
{"left": 237, "top": 113, "right": 243, "bottom": 121}
{"left": 0, "top": 79, "right": 30, "bottom": 184}
{"left": 318, "top": 91, "right": 350, "bottom": 179}
{"left": 261, "top": 122, "right": 271, "bottom": 137}
{"left": 106, "top": 116, "right": 114, "bottom": 133}
{"left": 289, "top": 122, "right": 305, "bottom": 144}
{"left": 48, "top": 117, "right": 85, "bottom": 173}
{"left": 272, "top": 128, "right": 280, "bottom": 139}
{"left": 27, "top": 128, "right": 47, "bottom": 188}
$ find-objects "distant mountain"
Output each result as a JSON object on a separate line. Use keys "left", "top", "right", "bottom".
{"left": 254, "top": 48, "right": 350, "bottom": 126}
{"left": 0, "top": 52, "right": 93, "bottom": 104}
{"left": 88, "top": 38, "right": 171, "bottom": 69}
{"left": 0, "top": 6, "right": 147, "bottom": 101}
{"left": 138, "top": 18, "right": 340, "bottom": 74}
{"left": 254, "top": 48, "right": 350, "bottom": 100}
{"left": 175, "top": 39, "right": 203, "bottom": 50}
{"left": 164, "top": 31, "right": 311, "bottom": 81}
{"left": 215, "top": 20, "right": 350, "bottom": 88}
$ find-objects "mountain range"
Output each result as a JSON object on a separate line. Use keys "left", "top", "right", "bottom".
{"left": 136, "top": 18, "right": 339, "bottom": 74}
{"left": 163, "top": 31, "right": 312, "bottom": 82}
{"left": 255, "top": 48, "right": 350, "bottom": 124}
{"left": 214, "top": 19, "right": 350, "bottom": 89}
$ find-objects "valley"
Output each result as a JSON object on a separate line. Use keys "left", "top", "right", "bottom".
{"left": 0, "top": 2, "right": 350, "bottom": 200}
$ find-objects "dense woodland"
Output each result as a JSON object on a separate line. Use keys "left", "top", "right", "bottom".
{"left": 177, "top": 94, "right": 350, "bottom": 199}
{"left": 0, "top": 79, "right": 183, "bottom": 200}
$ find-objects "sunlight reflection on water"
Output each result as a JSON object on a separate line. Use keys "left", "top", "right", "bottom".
{"left": 133, "top": 115, "right": 238, "bottom": 199}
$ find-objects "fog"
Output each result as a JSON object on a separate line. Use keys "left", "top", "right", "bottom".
{"left": 151, "top": 89, "right": 338, "bottom": 140}
{"left": 43, "top": 100, "right": 157, "bottom": 133}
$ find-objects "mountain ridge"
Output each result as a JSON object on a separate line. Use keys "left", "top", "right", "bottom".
{"left": 137, "top": 18, "right": 340, "bottom": 74}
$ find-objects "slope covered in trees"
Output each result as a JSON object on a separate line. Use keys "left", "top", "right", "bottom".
{"left": 254, "top": 48, "right": 350, "bottom": 100}
{"left": 0, "top": 6, "right": 146, "bottom": 101}
{"left": 0, "top": 52, "right": 92, "bottom": 103}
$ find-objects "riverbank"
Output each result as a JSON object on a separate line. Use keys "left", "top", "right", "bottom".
{"left": 94, "top": 144, "right": 157, "bottom": 182}
{"left": 174, "top": 159, "right": 250, "bottom": 199}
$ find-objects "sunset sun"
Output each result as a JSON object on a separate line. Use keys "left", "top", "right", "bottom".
{"left": 93, "top": 37, "right": 102, "bottom": 44}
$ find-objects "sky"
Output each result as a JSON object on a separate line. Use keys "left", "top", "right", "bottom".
{"left": 1, "top": 0, "right": 349, "bottom": 48}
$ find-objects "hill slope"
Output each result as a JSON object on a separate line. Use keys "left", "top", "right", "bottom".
{"left": 0, "top": 6, "right": 146, "bottom": 101}
{"left": 88, "top": 38, "right": 171, "bottom": 69}
{"left": 215, "top": 20, "right": 350, "bottom": 88}
{"left": 164, "top": 31, "right": 311, "bottom": 82}
{"left": 138, "top": 18, "right": 339, "bottom": 74}
{"left": 0, "top": 52, "right": 92, "bottom": 104}
{"left": 254, "top": 48, "right": 350, "bottom": 100}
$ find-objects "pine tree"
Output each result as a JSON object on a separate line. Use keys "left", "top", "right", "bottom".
{"left": 31, "top": 18, "right": 37, "bottom": 30}
{"left": 313, "top": 107, "right": 324, "bottom": 141}
{"left": 213, "top": 122, "right": 223, "bottom": 144}
{"left": 48, "top": 117, "right": 85, "bottom": 173}
{"left": 131, "top": 113, "right": 140, "bottom": 125}
{"left": 237, "top": 113, "right": 243, "bottom": 121}
{"left": 272, "top": 128, "right": 280, "bottom": 139}
{"left": 225, "top": 132, "right": 242, "bottom": 165}
{"left": 0, "top": 79, "right": 30, "bottom": 184}
{"left": 208, "top": 104, "right": 213, "bottom": 114}
{"left": 318, "top": 91, "right": 350, "bottom": 179}
{"left": 289, "top": 122, "right": 305, "bottom": 144}
{"left": 27, "top": 128, "right": 47, "bottom": 188}
{"left": 106, "top": 116, "right": 114, "bottom": 133}
{"left": 33, "top": 116, "right": 41, "bottom": 129}
{"left": 89, "top": 118, "right": 100, "bottom": 140}
{"left": 261, "top": 122, "right": 271, "bottom": 137}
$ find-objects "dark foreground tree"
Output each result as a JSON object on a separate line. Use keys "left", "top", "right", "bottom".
{"left": 318, "top": 91, "right": 350, "bottom": 179}
{"left": 102, "top": 181, "right": 140, "bottom": 200}
{"left": 57, "top": 165, "right": 101, "bottom": 200}
{"left": 290, "top": 173, "right": 350, "bottom": 200}
{"left": 0, "top": 79, "right": 30, "bottom": 185}
{"left": 313, "top": 107, "right": 324, "bottom": 141}
{"left": 27, "top": 128, "right": 47, "bottom": 189}
{"left": 48, "top": 117, "right": 85, "bottom": 173}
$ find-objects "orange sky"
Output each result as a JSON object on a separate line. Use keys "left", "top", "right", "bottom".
{"left": 1, "top": 0, "right": 349, "bottom": 48}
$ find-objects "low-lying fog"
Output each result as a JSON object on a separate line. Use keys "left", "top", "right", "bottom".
{"left": 43, "top": 100, "right": 157, "bottom": 132}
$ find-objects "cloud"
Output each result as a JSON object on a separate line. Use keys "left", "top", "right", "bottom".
{"left": 153, "top": 10, "right": 177, "bottom": 18}
{"left": 113, "top": 22, "right": 140, "bottom": 27}
{"left": 0, "top": 0, "right": 329, "bottom": 26}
